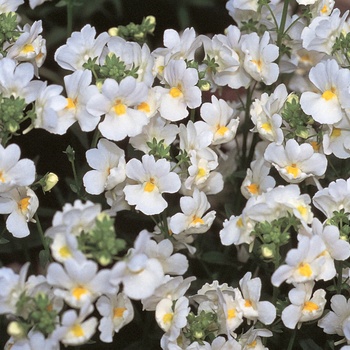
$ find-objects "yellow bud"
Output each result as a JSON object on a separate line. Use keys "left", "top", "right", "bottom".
{"left": 145, "top": 15, "right": 156, "bottom": 26}
{"left": 286, "top": 93, "right": 299, "bottom": 104}
{"left": 43, "top": 172, "right": 59, "bottom": 192}
{"left": 200, "top": 82, "right": 211, "bottom": 91}
{"left": 261, "top": 245, "right": 274, "bottom": 259}
{"left": 108, "top": 27, "right": 119, "bottom": 36}
{"left": 7, "top": 321, "right": 26, "bottom": 338}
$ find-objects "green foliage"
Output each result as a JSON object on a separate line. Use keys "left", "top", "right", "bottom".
{"left": 147, "top": 138, "right": 171, "bottom": 161}
{"left": 184, "top": 311, "right": 218, "bottom": 344}
{"left": 77, "top": 214, "right": 126, "bottom": 266}
{"left": 332, "top": 32, "right": 350, "bottom": 67}
{"left": 327, "top": 209, "right": 350, "bottom": 239}
{"left": 0, "top": 12, "right": 20, "bottom": 55}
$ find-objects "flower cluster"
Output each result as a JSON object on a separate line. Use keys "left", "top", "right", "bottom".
{"left": 1, "top": 0, "right": 350, "bottom": 349}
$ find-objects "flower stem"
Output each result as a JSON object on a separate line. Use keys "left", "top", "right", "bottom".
{"left": 34, "top": 212, "right": 50, "bottom": 256}
{"left": 67, "top": 0, "right": 74, "bottom": 37}
{"left": 287, "top": 328, "right": 297, "bottom": 350}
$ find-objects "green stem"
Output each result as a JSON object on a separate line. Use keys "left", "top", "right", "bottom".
{"left": 67, "top": 0, "right": 74, "bottom": 37}
{"left": 336, "top": 260, "right": 344, "bottom": 293}
{"left": 34, "top": 213, "right": 50, "bottom": 256}
{"left": 91, "top": 128, "right": 101, "bottom": 149}
{"left": 276, "top": 0, "right": 291, "bottom": 61}
{"left": 287, "top": 328, "right": 297, "bottom": 350}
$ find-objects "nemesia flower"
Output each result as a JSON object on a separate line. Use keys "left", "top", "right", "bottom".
{"left": 29, "top": 0, "right": 52, "bottom": 9}
{"left": 240, "top": 31, "right": 279, "bottom": 85}
{"left": 238, "top": 327, "right": 272, "bottom": 350}
{"left": 155, "top": 296, "right": 190, "bottom": 341}
{"left": 318, "top": 294, "right": 350, "bottom": 337}
{"left": 32, "top": 81, "right": 68, "bottom": 134}
{"left": 5, "top": 330, "right": 60, "bottom": 350}
{"left": 6, "top": 21, "right": 46, "bottom": 73}
{"left": 83, "top": 138, "right": 126, "bottom": 195}
{"left": 301, "top": 8, "right": 348, "bottom": 55}
{"left": 47, "top": 256, "right": 115, "bottom": 308}
{"left": 264, "top": 139, "right": 327, "bottom": 183}
{"left": 54, "top": 24, "right": 109, "bottom": 71}
{"left": 197, "top": 95, "right": 240, "bottom": 145}
{"left": 0, "top": 262, "right": 30, "bottom": 314}
{"left": 310, "top": 0, "right": 335, "bottom": 17}
{"left": 322, "top": 119, "right": 350, "bottom": 159}
{"left": 0, "top": 186, "right": 39, "bottom": 238}
{"left": 86, "top": 76, "right": 149, "bottom": 141}
{"left": 129, "top": 113, "right": 178, "bottom": 154}
{"left": 144, "top": 239, "right": 188, "bottom": 275}
{"left": 49, "top": 231, "right": 84, "bottom": 263}
{"left": 60, "top": 69, "right": 101, "bottom": 132}
{"left": 271, "top": 235, "right": 330, "bottom": 287}
{"left": 240, "top": 158, "right": 275, "bottom": 199}
{"left": 157, "top": 59, "right": 201, "bottom": 122}
{"left": 60, "top": 303, "right": 98, "bottom": 346}
{"left": 110, "top": 230, "right": 164, "bottom": 299}
{"left": 312, "top": 177, "right": 350, "bottom": 218}
{"left": 281, "top": 282, "right": 326, "bottom": 329}
{"left": 169, "top": 189, "right": 216, "bottom": 235}
{"left": 141, "top": 276, "right": 196, "bottom": 311}
{"left": 300, "top": 59, "right": 350, "bottom": 125}
{"left": 250, "top": 84, "right": 287, "bottom": 145}
{"left": 0, "top": 58, "right": 42, "bottom": 103}
{"left": 105, "top": 182, "right": 130, "bottom": 215}
{"left": 236, "top": 272, "right": 276, "bottom": 325}
{"left": 96, "top": 293, "right": 134, "bottom": 343}
{"left": 0, "top": 143, "right": 35, "bottom": 192}
{"left": 124, "top": 154, "right": 181, "bottom": 215}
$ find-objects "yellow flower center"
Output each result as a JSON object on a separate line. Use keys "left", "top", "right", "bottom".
{"left": 286, "top": 163, "right": 299, "bottom": 178}
{"left": 113, "top": 101, "right": 127, "bottom": 116}
{"left": 192, "top": 216, "right": 204, "bottom": 225}
{"left": 144, "top": 178, "right": 156, "bottom": 192}
{"left": 216, "top": 125, "right": 229, "bottom": 136}
{"left": 297, "top": 205, "right": 308, "bottom": 218}
{"left": 251, "top": 59, "right": 262, "bottom": 71}
{"left": 66, "top": 97, "right": 76, "bottom": 109}
{"left": 71, "top": 324, "right": 85, "bottom": 337}
{"left": 227, "top": 308, "right": 236, "bottom": 320}
{"left": 236, "top": 217, "right": 243, "bottom": 228}
{"left": 18, "top": 197, "right": 30, "bottom": 213}
{"left": 331, "top": 128, "right": 341, "bottom": 138}
{"left": 244, "top": 299, "right": 253, "bottom": 308}
{"left": 0, "top": 171, "right": 5, "bottom": 182}
{"left": 72, "top": 286, "right": 89, "bottom": 300}
{"left": 170, "top": 86, "right": 182, "bottom": 98}
{"left": 163, "top": 312, "right": 173, "bottom": 324}
{"left": 197, "top": 167, "right": 207, "bottom": 178}
{"left": 59, "top": 246, "right": 72, "bottom": 259}
{"left": 137, "top": 102, "right": 151, "bottom": 113}
{"left": 247, "top": 183, "right": 259, "bottom": 195}
{"left": 303, "top": 301, "right": 319, "bottom": 312}
{"left": 113, "top": 307, "right": 126, "bottom": 319}
{"left": 248, "top": 340, "right": 257, "bottom": 348}
{"left": 298, "top": 263, "right": 312, "bottom": 277}
{"left": 310, "top": 141, "right": 320, "bottom": 151}
{"left": 21, "top": 44, "right": 35, "bottom": 54}
{"left": 321, "top": 4, "right": 328, "bottom": 14}
{"left": 261, "top": 122, "right": 272, "bottom": 132}
{"left": 322, "top": 88, "right": 336, "bottom": 101}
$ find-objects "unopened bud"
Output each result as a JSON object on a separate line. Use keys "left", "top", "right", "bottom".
{"left": 261, "top": 245, "right": 274, "bottom": 259}
{"left": 43, "top": 172, "right": 58, "bottom": 192}
{"left": 7, "top": 321, "right": 26, "bottom": 339}
{"left": 108, "top": 27, "right": 118, "bottom": 36}
{"left": 145, "top": 15, "right": 156, "bottom": 27}
{"left": 286, "top": 92, "right": 299, "bottom": 104}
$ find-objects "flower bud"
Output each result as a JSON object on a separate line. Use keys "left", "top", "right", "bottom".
{"left": 7, "top": 321, "right": 26, "bottom": 339}
{"left": 108, "top": 27, "right": 118, "bottom": 36}
{"left": 42, "top": 172, "right": 59, "bottom": 192}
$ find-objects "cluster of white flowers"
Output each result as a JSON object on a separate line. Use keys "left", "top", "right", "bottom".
{"left": 2, "top": 0, "right": 350, "bottom": 348}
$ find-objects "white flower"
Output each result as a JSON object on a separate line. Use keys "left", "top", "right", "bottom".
{"left": 155, "top": 296, "right": 190, "bottom": 341}
{"left": 60, "top": 303, "right": 98, "bottom": 346}
{"left": 169, "top": 189, "right": 216, "bottom": 235}
{"left": 312, "top": 177, "right": 350, "bottom": 218}
{"left": 144, "top": 239, "right": 188, "bottom": 275}
{"left": 158, "top": 59, "right": 201, "bottom": 121}
{"left": 198, "top": 95, "right": 240, "bottom": 145}
{"left": 86, "top": 77, "right": 149, "bottom": 141}
{"left": 96, "top": 293, "right": 134, "bottom": 343}
{"left": 0, "top": 0, "right": 23, "bottom": 12}
{"left": 60, "top": 70, "right": 101, "bottom": 132}
{"left": 282, "top": 282, "right": 326, "bottom": 329}
{"left": 29, "top": 0, "right": 52, "bottom": 9}
{"left": 241, "top": 31, "right": 279, "bottom": 85}
{"left": 323, "top": 121, "right": 350, "bottom": 159}
{"left": 271, "top": 235, "right": 329, "bottom": 287}
{"left": 124, "top": 154, "right": 181, "bottom": 215}
{"left": 110, "top": 230, "right": 164, "bottom": 300}
{"left": 54, "top": 24, "right": 109, "bottom": 71}
{"left": 0, "top": 143, "right": 35, "bottom": 192}
{"left": 236, "top": 272, "right": 276, "bottom": 325}
{"left": 241, "top": 158, "right": 275, "bottom": 199}
{"left": 47, "top": 256, "right": 115, "bottom": 308}
{"left": 0, "top": 187, "right": 38, "bottom": 238}
{"left": 264, "top": 139, "right": 327, "bottom": 183}
{"left": 318, "top": 294, "right": 350, "bottom": 337}
{"left": 239, "top": 327, "right": 272, "bottom": 350}
{"left": 300, "top": 59, "right": 350, "bottom": 125}
{"left": 83, "top": 138, "right": 126, "bottom": 195}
